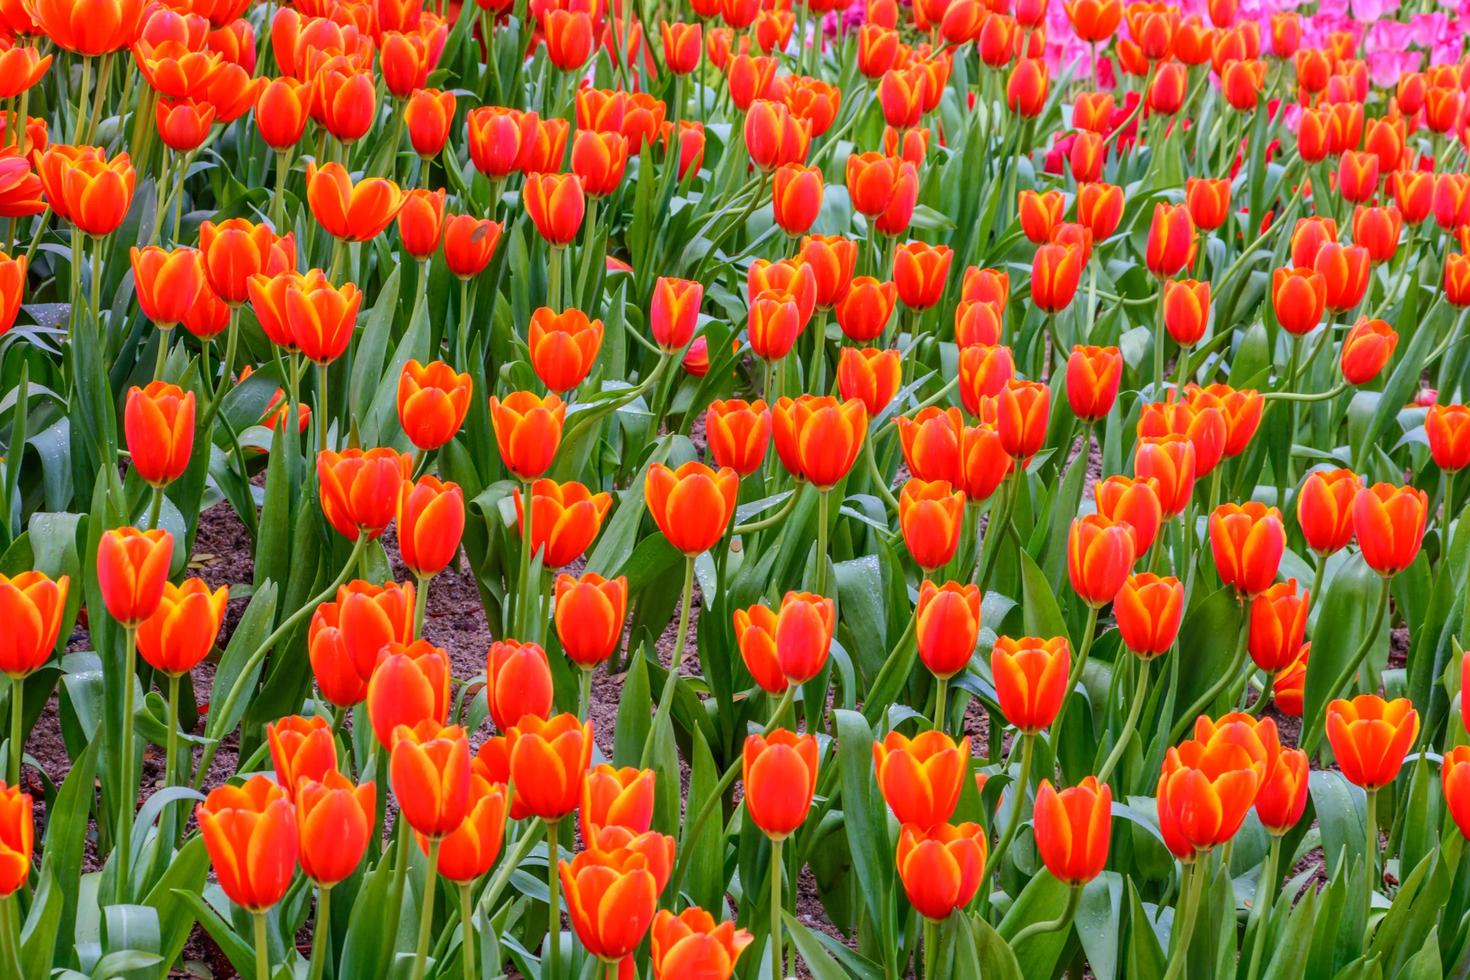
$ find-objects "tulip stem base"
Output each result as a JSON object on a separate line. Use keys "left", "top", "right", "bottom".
{"left": 253, "top": 910, "right": 270, "bottom": 980}
{"left": 307, "top": 886, "right": 331, "bottom": 980}
{"left": 164, "top": 673, "right": 180, "bottom": 789}
{"left": 923, "top": 917, "right": 940, "bottom": 980}
{"left": 413, "top": 575, "right": 430, "bottom": 639}
{"left": 411, "top": 837, "right": 442, "bottom": 980}
{"left": 146, "top": 487, "right": 164, "bottom": 533}
{"left": 458, "top": 882, "right": 477, "bottom": 980}
{"left": 544, "top": 819, "right": 561, "bottom": 980}
{"left": 933, "top": 676, "right": 947, "bottom": 734}
{"left": 770, "top": 837, "right": 784, "bottom": 980}
{"left": 115, "top": 627, "right": 138, "bottom": 905}
{"left": 0, "top": 894, "right": 20, "bottom": 978}
{"left": 1162, "top": 860, "right": 1204, "bottom": 980}
{"left": 577, "top": 667, "right": 593, "bottom": 723}
{"left": 1364, "top": 788, "right": 1378, "bottom": 937}
{"left": 1243, "top": 835, "right": 1281, "bottom": 980}
{"left": 7, "top": 674, "right": 21, "bottom": 787}
{"left": 1097, "top": 656, "right": 1148, "bottom": 788}
{"left": 814, "top": 490, "right": 830, "bottom": 598}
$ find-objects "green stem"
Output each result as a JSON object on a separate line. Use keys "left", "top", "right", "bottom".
{"left": 547, "top": 245, "right": 563, "bottom": 309}
{"left": 934, "top": 676, "right": 948, "bottom": 734}
{"left": 413, "top": 575, "right": 430, "bottom": 639}
{"left": 732, "top": 484, "right": 804, "bottom": 535}
{"left": 6, "top": 675, "right": 20, "bottom": 786}
{"left": 0, "top": 895, "right": 20, "bottom": 978}
{"left": 982, "top": 732, "right": 1035, "bottom": 909}
{"left": 146, "top": 486, "right": 164, "bottom": 532}
{"left": 577, "top": 667, "right": 593, "bottom": 723}
{"left": 814, "top": 490, "right": 830, "bottom": 597}
{"left": 1047, "top": 604, "right": 1099, "bottom": 761}
{"left": 1243, "top": 836, "right": 1281, "bottom": 980}
{"left": 385, "top": 823, "right": 411, "bottom": 960}
{"left": 1168, "top": 614, "right": 1249, "bottom": 746}
{"left": 545, "top": 819, "right": 561, "bottom": 980}
{"left": 766, "top": 686, "right": 795, "bottom": 732}
{"left": 517, "top": 479, "right": 536, "bottom": 639}
{"left": 640, "top": 556, "right": 695, "bottom": 767}
{"left": 316, "top": 360, "right": 330, "bottom": 457}
{"left": 71, "top": 56, "right": 91, "bottom": 143}
{"left": 115, "top": 627, "right": 138, "bottom": 903}
{"left": 1096, "top": 657, "right": 1149, "bottom": 787}
{"left": 153, "top": 326, "right": 171, "bottom": 379}
{"left": 458, "top": 882, "right": 477, "bottom": 980}
{"left": 271, "top": 149, "right": 291, "bottom": 231}
{"left": 1302, "top": 577, "right": 1391, "bottom": 753}
{"left": 1364, "top": 788, "right": 1378, "bottom": 933}
{"left": 1010, "top": 882, "right": 1082, "bottom": 946}
{"left": 923, "top": 917, "right": 939, "bottom": 980}
{"left": 1153, "top": 285, "right": 1166, "bottom": 397}
{"left": 769, "top": 837, "right": 784, "bottom": 980}
{"left": 1162, "top": 860, "right": 1203, "bottom": 980}
{"left": 253, "top": 910, "right": 270, "bottom": 980}
{"left": 307, "top": 886, "right": 332, "bottom": 980}
{"left": 165, "top": 673, "right": 180, "bottom": 788}
{"left": 411, "top": 837, "right": 443, "bottom": 980}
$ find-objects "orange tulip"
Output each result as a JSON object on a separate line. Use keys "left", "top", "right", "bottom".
{"left": 554, "top": 573, "right": 626, "bottom": 668}
{"left": 397, "top": 187, "right": 446, "bottom": 258}
{"left": 1065, "top": 345, "right": 1122, "bottom": 422}
{"left": 895, "top": 822, "right": 987, "bottom": 919}
{"left": 305, "top": 161, "right": 406, "bottom": 242}
{"left": 1339, "top": 318, "right": 1397, "bottom": 386}
{"left": 699, "top": 399, "right": 768, "bottom": 476}
{"left": 136, "top": 578, "right": 227, "bottom": 676}
{"left": 1184, "top": 177, "right": 1230, "bottom": 232}
{"left": 1006, "top": 58, "right": 1048, "bottom": 117}
{"left": 35, "top": 145, "right": 135, "bottom": 237}
{"left": 1068, "top": 514, "right": 1137, "bottom": 606}
{"left": 1326, "top": 695, "right": 1419, "bottom": 790}
{"left": 317, "top": 448, "right": 411, "bottom": 541}
{"left": 800, "top": 234, "right": 857, "bottom": 309}
{"left": 954, "top": 299, "right": 1004, "bottom": 348}
{"left": 1076, "top": 181, "right": 1124, "bottom": 241}
{"left": 747, "top": 289, "right": 803, "bottom": 360}
{"left": 743, "top": 729, "right": 818, "bottom": 838}
{"left": 1249, "top": 747, "right": 1308, "bottom": 835}
{"left": 581, "top": 765, "right": 655, "bottom": 841}
{"left": 366, "top": 640, "right": 451, "bottom": 748}
{"left": 912, "top": 580, "right": 981, "bottom": 678}
{"left": 834, "top": 276, "right": 897, "bottom": 341}
{"left": 571, "top": 129, "right": 629, "bottom": 198}
{"left": 1296, "top": 468, "right": 1360, "bottom": 556}
{"left": 1352, "top": 483, "right": 1427, "bottom": 576}
{"left": 958, "top": 345, "right": 1016, "bottom": 415}
{"left": 0, "top": 251, "right": 23, "bottom": 337}
{"left": 1155, "top": 736, "right": 1262, "bottom": 857}
{"left": 893, "top": 241, "right": 952, "bottom": 310}
{"left": 508, "top": 713, "right": 592, "bottom": 821}
{"left": 0, "top": 571, "right": 66, "bottom": 679}
{"left": 844, "top": 152, "right": 905, "bottom": 218}
{"left": 771, "top": 396, "right": 867, "bottom": 489}
{"left": 1031, "top": 242, "right": 1084, "bottom": 312}
{"left": 733, "top": 592, "right": 835, "bottom": 691}
{"left": 123, "top": 382, "right": 195, "bottom": 487}
{"left": 528, "top": 307, "right": 604, "bottom": 393}
{"left": 873, "top": 730, "right": 969, "bottom": 830}
{"left": 644, "top": 461, "right": 739, "bottom": 554}
{"left": 442, "top": 215, "right": 501, "bottom": 280}
{"left": 1447, "top": 253, "right": 1470, "bottom": 307}
{"left": 899, "top": 479, "right": 965, "bottom": 572}
{"left": 524, "top": 171, "right": 587, "bottom": 246}
{"left": 465, "top": 106, "right": 525, "bottom": 178}
{"left": 896, "top": 407, "right": 963, "bottom": 484}
{"left": 992, "top": 636, "right": 1070, "bottom": 732}
{"left": 196, "top": 775, "right": 298, "bottom": 910}
{"left": 281, "top": 271, "right": 361, "bottom": 364}
{"left": 650, "top": 907, "right": 753, "bottom": 980}
{"left": 1033, "top": 777, "right": 1110, "bottom": 884}
{"left": 311, "top": 60, "right": 376, "bottom": 143}
{"left": 1133, "top": 434, "right": 1196, "bottom": 518}
{"left": 1067, "top": 131, "right": 1106, "bottom": 183}
{"left": 484, "top": 639, "right": 554, "bottom": 733}
{"left": 1114, "top": 572, "right": 1183, "bottom": 657}
{"left": 389, "top": 720, "right": 472, "bottom": 837}
{"left": 1248, "top": 580, "right": 1310, "bottom": 673}
{"left": 308, "top": 608, "right": 370, "bottom": 707}
{"left": 1162, "top": 278, "right": 1210, "bottom": 347}
{"left": 0, "top": 782, "right": 32, "bottom": 895}
{"left": 559, "top": 847, "right": 661, "bottom": 962}
{"left": 1208, "top": 502, "right": 1285, "bottom": 597}
{"left": 833, "top": 348, "right": 899, "bottom": 419}
{"left": 398, "top": 359, "right": 473, "bottom": 451}
{"left": 130, "top": 246, "right": 206, "bottom": 327}
{"left": 1144, "top": 203, "right": 1196, "bottom": 279}
{"left": 489, "top": 391, "right": 566, "bottom": 480}
{"left": 1094, "top": 475, "right": 1162, "bottom": 555}
{"left": 771, "top": 163, "right": 823, "bottom": 236}
{"left": 266, "top": 715, "right": 337, "bottom": 798}
{"left": 427, "top": 774, "right": 507, "bottom": 882}
{"left": 1441, "top": 746, "right": 1470, "bottom": 840}
{"left": 295, "top": 771, "right": 375, "bottom": 886}
{"left": 198, "top": 218, "right": 295, "bottom": 305}
{"left": 1351, "top": 205, "right": 1402, "bottom": 264}
{"left": 397, "top": 476, "right": 464, "bottom": 579}
{"left": 1019, "top": 189, "right": 1065, "bottom": 244}
{"left": 1312, "top": 243, "right": 1371, "bottom": 313}
{"left": 155, "top": 98, "right": 215, "bottom": 151}
{"left": 649, "top": 276, "right": 703, "bottom": 352}
{"left": 1427, "top": 404, "right": 1470, "bottom": 472}
{"left": 97, "top": 527, "right": 173, "bottom": 628}
{"left": 404, "top": 88, "right": 455, "bottom": 158}
{"left": 255, "top": 76, "right": 313, "bottom": 148}
{"left": 996, "top": 379, "right": 1050, "bottom": 460}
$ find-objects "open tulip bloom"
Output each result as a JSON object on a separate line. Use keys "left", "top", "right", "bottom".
{"left": 5, "top": 2, "right": 1470, "bottom": 978}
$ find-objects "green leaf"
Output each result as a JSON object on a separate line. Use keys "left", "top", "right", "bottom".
{"left": 142, "top": 836, "right": 210, "bottom": 972}
{"left": 1303, "top": 557, "right": 1384, "bottom": 751}
{"left": 833, "top": 709, "right": 896, "bottom": 969}
{"left": 997, "top": 870, "right": 1070, "bottom": 976}
{"left": 1020, "top": 548, "right": 1068, "bottom": 640}
{"left": 783, "top": 912, "right": 850, "bottom": 980}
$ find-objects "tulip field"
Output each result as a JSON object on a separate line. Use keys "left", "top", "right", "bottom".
{"left": 6, "top": 0, "right": 1470, "bottom": 977}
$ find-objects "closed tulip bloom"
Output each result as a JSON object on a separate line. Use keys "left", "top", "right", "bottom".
{"left": 845, "top": 152, "right": 903, "bottom": 218}
{"left": 954, "top": 422, "right": 1010, "bottom": 502}
{"left": 1067, "top": 131, "right": 1106, "bottom": 183}
{"left": 1066, "top": 345, "right": 1122, "bottom": 422}
{"left": 130, "top": 246, "right": 205, "bottom": 327}
{"left": 366, "top": 640, "right": 451, "bottom": 748}
{"left": 1114, "top": 573, "right": 1183, "bottom": 657}
{"left": 899, "top": 479, "right": 965, "bottom": 571}
{"left": 733, "top": 604, "right": 793, "bottom": 692}
{"left": 771, "top": 396, "right": 867, "bottom": 488}
{"left": 1389, "top": 171, "right": 1434, "bottom": 226}
{"left": 873, "top": 731, "right": 969, "bottom": 829}
{"left": 1068, "top": 514, "right": 1137, "bottom": 606}
{"left": 515, "top": 479, "right": 611, "bottom": 569}
{"left": 136, "top": 578, "right": 227, "bottom": 676}
{"left": 1297, "top": 468, "right": 1360, "bottom": 555}
{"left": 856, "top": 24, "right": 900, "bottom": 77}
{"left": 0, "top": 251, "right": 22, "bottom": 337}
{"left": 543, "top": 8, "right": 595, "bottom": 70}
{"left": 1145, "top": 203, "right": 1196, "bottom": 279}
{"left": 954, "top": 300, "right": 1004, "bottom": 348}
{"left": 1018, "top": 189, "right": 1065, "bottom": 244}
{"left": 1067, "top": 0, "right": 1122, "bottom": 40}
{"left": 1447, "top": 254, "right": 1470, "bottom": 308}
{"left": 0, "top": 783, "right": 30, "bottom": 896}
{"left": 651, "top": 907, "right": 753, "bottom": 980}
{"left": 1427, "top": 405, "right": 1470, "bottom": 472}
{"left": 893, "top": 241, "right": 952, "bottom": 310}
{"left": 1134, "top": 434, "right": 1196, "bottom": 517}
{"left": 1162, "top": 278, "right": 1210, "bottom": 347}
{"left": 836, "top": 348, "right": 901, "bottom": 418}
{"left": 465, "top": 106, "right": 525, "bottom": 178}
{"left": 1251, "top": 748, "right": 1308, "bottom": 835}
{"left": 283, "top": 271, "right": 361, "bottom": 364}
{"left": 770, "top": 163, "right": 822, "bottom": 236}
{"left": 0, "top": 571, "right": 67, "bottom": 678}
{"left": 254, "top": 76, "right": 312, "bottom": 148}
{"left": 507, "top": 713, "right": 592, "bottom": 821}
{"left": 1335, "top": 149, "right": 1379, "bottom": 205}
{"left": 155, "top": 98, "right": 215, "bottom": 151}
{"left": 305, "top": 162, "right": 406, "bottom": 242}
{"left": 404, "top": 88, "right": 455, "bottom": 157}
{"left": 390, "top": 720, "right": 472, "bottom": 837}
{"left": 896, "top": 407, "right": 963, "bottom": 484}
{"left": 760, "top": 592, "right": 836, "bottom": 688}
{"left": 380, "top": 30, "right": 440, "bottom": 97}
{"left": 296, "top": 771, "right": 375, "bottom": 886}
{"left": 647, "top": 276, "right": 703, "bottom": 351}
{"left": 909, "top": 580, "right": 980, "bottom": 678}
{"left": 1155, "top": 737, "right": 1262, "bottom": 857}
{"left": 317, "top": 448, "right": 411, "bottom": 541}
{"left": 645, "top": 462, "right": 739, "bottom": 554}
{"left": 1311, "top": 243, "right": 1371, "bottom": 314}
{"left": 660, "top": 20, "right": 702, "bottom": 73}
{"left": 427, "top": 774, "right": 507, "bottom": 882}
{"left": 1287, "top": 217, "right": 1336, "bottom": 270}
{"left": 124, "top": 382, "right": 195, "bottom": 487}
{"left": 1031, "top": 242, "right": 1085, "bottom": 312}
{"left": 1248, "top": 580, "right": 1309, "bottom": 672}
{"left": 97, "top": 528, "right": 173, "bottom": 628}
{"left": 1185, "top": 177, "right": 1230, "bottom": 232}
{"left": 745, "top": 290, "right": 802, "bottom": 360}
{"left": 396, "top": 188, "right": 446, "bottom": 258}
{"left": 1220, "top": 58, "right": 1266, "bottom": 109}
{"left": 266, "top": 715, "right": 338, "bottom": 797}
{"left": 1007, "top": 58, "right": 1048, "bottom": 117}
{"left": 198, "top": 218, "right": 295, "bottom": 306}
{"left": 1326, "top": 695, "right": 1419, "bottom": 790}
{"left": 992, "top": 636, "right": 1070, "bottom": 732}
{"left": 896, "top": 822, "right": 987, "bottom": 919}
{"left": 528, "top": 307, "right": 604, "bottom": 393}
{"left": 997, "top": 379, "right": 1050, "bottom": 459}
{"left": 484, "top": 639, "right": 554, "bottom": 733}
{"left": 570, "top": 130, "right": 628, "bottom": 198}
{"left": 1352, "top": 205, "right": 1402, "bottom": 263}
{"left": 1339, "top": 318, "right": 1397, "bottom": 386}
{"left": 489, "top": 391, "right": 565, "bottom": 480}
{"left": 743, "top": 729, "right": 818, "bottom": 839}
{"left": 580, "top": 767, "right": 655, "bottom": 850}
{"left": 196, "top": 775, "right": 298, "bottom": 910}
{"left": 312, "top": 61, "right": 376, "bottom": 143}
{"left": 398, "top": 359, "right": 473, "bottom": 451}
{"left": 1033, "top": 777, "right": 1111, "bottom": 885}
{"left": 1148, "top": 62, "right": 1188, "bottom": 113}
{"left": 799, "top": 235, "right": 856, "bottom": 309}
{"left": 559, "top": 847, "right": 661, "bottom": 962}
{"left": 1208, "top": 502, "right": 1284, "bottom": 597}
{"left": 1441, "top": 746, "right": 1470, "bottom": 840}
{"left": 958, "top": 345, "right": 1017, "bottom": 415}
{"left": 1273, "top": 645, "right": 1308, "bottom": 717}
{"left": 397, "top": 477, "right": 464, "bottom": 579}
{"left": 313, "top": 580, "right": 417, "bottom": 687}
{"left": 553, "top": 573, "right": 626, "bottom": 668}
{"left": 1077, "top": 182, "right": 1124, "bottom": 240}
{"left": 1352, "top": 483, "right": 1427, "bottom": 576}
{"left": 442, "top": 215, "right": 501, "bottom": 279}
{"left": 1094, "top": 475, "right": 1163, "bottom": 555}
{"left": 36, "top": 145, "right": 136, "bottom": 236}
{"left": 701, "top": 399, "right": 769, "bottom": 476}
{"left": 834, "top": 276, "right": 897, "bottom": 341}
